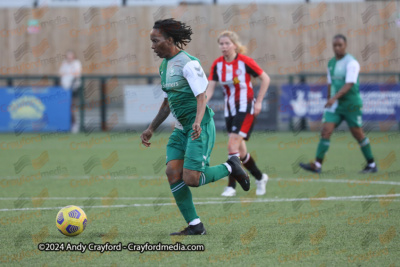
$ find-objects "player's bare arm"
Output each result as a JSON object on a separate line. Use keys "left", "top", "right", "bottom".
{"left": 140, "top": 98, "right": 170, "bottom": 147}
{"left": 205, "top": 80, "right": 216, "bottom": 103}
{"left": 325, "top": 83, "right": 353, "bottom": 108}
{"left": 254, "top": 72, "right": 270, "bottom": 116}
{"left": 192, "top": 92, "right": 207, "bottom": 140}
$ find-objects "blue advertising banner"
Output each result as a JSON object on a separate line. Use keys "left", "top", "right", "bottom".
{"left": 0, "top": 87, "right": 71, "bottom": 133}
{"left": 280, "top": 84, "right": 400, "bottom": 121}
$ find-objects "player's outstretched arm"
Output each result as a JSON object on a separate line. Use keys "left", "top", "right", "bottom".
{"left": 140, "top": 98, "right": 170, "bottom": 147}
{"left": 205, "top": 80, "right": 216, "bottom": 103}
{"left": 254, "top": 72, "right": 270, "bottom": 116}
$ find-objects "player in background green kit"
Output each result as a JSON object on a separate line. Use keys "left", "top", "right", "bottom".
{"left": 140, "top": 19, "right": 250, "bottom": 235}
{"left": 300, "top": 34, "right": 377, "bottom": 174}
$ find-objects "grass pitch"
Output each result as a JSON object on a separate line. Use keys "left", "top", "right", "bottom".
{"left": 0, "top": 130, "right": 399, "bottom": 266}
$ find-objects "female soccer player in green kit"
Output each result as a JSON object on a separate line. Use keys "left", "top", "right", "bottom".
{"left": 300, "top": 34, "right": 377, "bottom": 174}
{"left": 140, "top": 19, "right": 250, "bottom": 235}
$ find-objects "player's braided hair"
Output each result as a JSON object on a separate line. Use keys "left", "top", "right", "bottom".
{"left": 333, "top": 34, "right": 347, "bottom": 43}
{"left": 153, "top": 18, "right": 193, "bottom": 49}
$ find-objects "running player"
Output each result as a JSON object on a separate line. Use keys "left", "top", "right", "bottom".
{"left": 206, "top": 31, "right": 271, "bottom": 196}
{"left": 140, "top": 19, "right": 250, "bottom": 235}
{"left": 300, "top": 34, "right": 377, "bottom": 173}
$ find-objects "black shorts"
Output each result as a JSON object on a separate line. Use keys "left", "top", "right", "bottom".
{"left": 225, "top": 112, "right": 255, "bottom": 141}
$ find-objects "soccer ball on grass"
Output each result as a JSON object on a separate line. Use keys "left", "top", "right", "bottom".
{"left": 56, "top": 205, "right": 87, "bottom": 236}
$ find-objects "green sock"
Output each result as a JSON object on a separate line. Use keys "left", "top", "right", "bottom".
{"left": 359, "top": 137, "right": 374, "bottom": 162}
{"left": 170, "top": 180, "right": 198, "bottom": 223}
{"left": 315, "top": 138, "right": 330, "bottom": 162}
{"left": 198, "top": 164, "right": 230, "bottom": 186}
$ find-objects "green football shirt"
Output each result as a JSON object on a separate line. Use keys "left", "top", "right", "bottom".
{"left": 159, "top": 50, "right": 214, "bottom": 130}
{"left": 327, "top": 53, "right": 362, "bottom": 112}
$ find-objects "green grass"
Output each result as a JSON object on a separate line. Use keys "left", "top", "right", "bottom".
{"left": 0, "top": 131, "right": 399, "bottom": 266}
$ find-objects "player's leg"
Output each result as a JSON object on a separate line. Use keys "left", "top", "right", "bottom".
{"left": 299, "top": 122, "right": 336, "bottom": 173}
{"left": 349, "top": 127, "right": 376, "bottom": 173}
{"left": 173, "top": 162, "right": 238, "bottom": 235}
{"left": 222, "top": 112, "right": 255, "bottom": 196}
{"left": 166, "top": 160, "right": 198, "bottom": 223}
{"left": 182, "top": 161, "right": 248, "bottom": 189}
{"left": 300, "top": 110, "right": 341, "bottom": 173}
{"left": 170, "top": 120, "right": 249, "bottom": 235}
{"left": 239, "top": 140, "right": 263, "bottom": 181}
{"left": 223, "top": 138, "right": 244, "bottom": 195}
{"left": 167, "top": 160, "right": 205, "bottom": 236}
{"left": 221, "top": 133, "right": 243, "bottom": 196}
{"left": 166, "top": 129, "right": 202, "bottom": 235}
{"left": 184, "top": 119, "right": 249, "bottom": 190}
{"left": 224, "top": 175, "right": 237, "bottom": 195}
{"left": 346, "top": 110, "right": 377, "bottom": 173}
{"left": 222, "top": 116, "right": 237, "bottom": 196}
{"left": 239, "top": 140, "right": 269, "bottom": 195}
{"left": 223, "top": 139, "right": 247, "bottom": 194}
{"left": 315, "top": 122, "right": 335, "bottom": 164}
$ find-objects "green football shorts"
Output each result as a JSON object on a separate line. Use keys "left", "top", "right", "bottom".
{"left": 322, "top": 107, "right": 363, "bottom": 128}
{"left": 166, "top": 119, "right": 216, "bottom": 172}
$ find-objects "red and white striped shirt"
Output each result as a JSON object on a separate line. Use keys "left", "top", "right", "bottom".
{"left": 208, "top": 53, "right": 263, "bottom": 117}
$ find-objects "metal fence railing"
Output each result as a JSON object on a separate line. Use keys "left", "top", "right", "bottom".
{"left": 1, "top": 72, "right": 399, "bottom": 132}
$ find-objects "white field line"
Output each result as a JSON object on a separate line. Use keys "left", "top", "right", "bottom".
{"left": 0, "top": 197, "right": 226, "bottom": 201}
{"left": 0, "top": 194, "right": 399, "bottom": 212}
{"left": 2, "top": 175, "right": 400, "bottom": 186}
{"left": 0, "top": 191, "right": 399, "bottom": 201}
{"left": 1, "top": 175, "right": 156, "bottom": 180}
{"left": 274, "top": 177, "right": 400, "bottom": 186}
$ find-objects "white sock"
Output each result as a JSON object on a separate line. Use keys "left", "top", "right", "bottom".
{"left": 314, "top": 161, "right": 322, "bottom": 169}
{"left": 224, "top": 163, "right": 232, "bottom": 173}
{"left": 368, "top": 162, "right": 376, "bottom": 168}
{"left": 189, "top": 218, "right": 201, "bottom": 226}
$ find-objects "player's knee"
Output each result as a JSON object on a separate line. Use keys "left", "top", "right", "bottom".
{"left": 351, "top": 130, "right": 364, "bottom": 141}
{"left": 165, "top": 167, "right": 173, "bottom": 178}
{"left": 321, "top": 129, "right": 332, "bottom": 139}
{"left": 182, "top": 172, "right": 200, "bottom": 187}
{"left": 227, "top": 144, "right": 236, "bottom": 153}
{"left": 351, "top": 132, "right": 360, "bottom": 140}
{"left": 183, "top": 176, "right": 199, "bottom": 187}
{"left": 165, "top": 168, "right": 182, "bottom": 185}
{"left": 321, "top": 133, "right": 330, "bottom": 139}
{"left": 228, "top": 140, "right": 241, "bottom": 153}
{"left": 230, "top": 134, "right": 242, "bottom": 143}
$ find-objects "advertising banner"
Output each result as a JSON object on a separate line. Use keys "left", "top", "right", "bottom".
{"left": 0, "top": 87, "right": 71, "bottom": 133}
{"left": 280, "top": 84, "right": 400, "bottom": 121}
